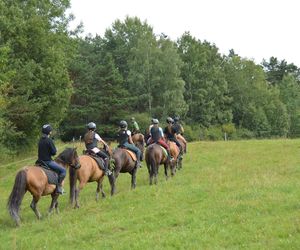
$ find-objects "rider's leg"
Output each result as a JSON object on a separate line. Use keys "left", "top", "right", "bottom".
{"left": 96, "top": 150, "right": 112, "bottom": 175}
{"left": 124, "top": 143, "right": 142, "bottom": 167}
{"left": 46, "top": 161, "right": 66, "bottom": 194}
{"left": 158, "top": 139, "right": 173, "bottom": 161}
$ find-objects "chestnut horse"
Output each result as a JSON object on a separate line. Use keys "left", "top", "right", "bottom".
{"left": 132, "top": 133, "right": 145, "bottom": 160}
{"left": 7, "top": 148, "right": 80, "bottom": 226}
{"left": 112, "top": 148, "right": 139, "bottom": 190}
{"left": 69, "top": 147, "right": 115, "bottom": 208}
{"left": 145, "top": 143, "right": 170, "bottom": 185}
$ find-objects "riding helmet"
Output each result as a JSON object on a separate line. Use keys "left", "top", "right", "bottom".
{"left": 166, "top": 117, "right": 174, "bottom": 124}
{"left": 119, "top": 120, "right": 128, "bottom": 128}
{"left": 87, "top": 122, "right": 96, "bottom": 130}
{"left": 174, "top": 116, "right": 180, "bottom": 122}
{"left": 42, "top": 124, "right": 52, "bottom": 135}
{"left": 152, "top": 119, "right": 159, "bottom": 124}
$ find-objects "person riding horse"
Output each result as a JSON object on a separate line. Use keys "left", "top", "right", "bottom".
{"left": 83, "top": 122, "right": 112, "bottom": 176}
{"left": 37, "top": 124, "right": 65, "bottom": 194}
{"left": 164, "top": 117, "right": 184, "bottom": 158}
{"left": 173, "top": 116, "right": 187, "bottom": 152}
{"left": 117, "top": 120, "right": 142, "bottom": 168}
{"left": 130, "top": 117, "right": 140, "bottom": 135}
{"left": 147, "top": 119, "right": 174, "bottom": 162}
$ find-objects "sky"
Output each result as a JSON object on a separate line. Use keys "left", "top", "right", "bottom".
{"left": 69, "top": 0, "right": 300, "bottom": 66}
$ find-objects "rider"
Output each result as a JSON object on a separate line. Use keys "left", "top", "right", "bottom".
{"left": 117, "top": 120, "right": 142, "bottom": 168}
{"left": 163, "top": 117, "right": 184, "bottom": 158}
{"left": 148, "top": 119, "right": 174, "bottom": 162}
{"left": 130, "top": 117, "right": 140, "bottom": 135}
{"left": 83, "top": 122, "right": 112, "bottom": 176}
{"left": 37, "top": 124, "right": 65, "bottom": 194}
{"left": 173, "top": 116, "right": 187, "bottom": 152}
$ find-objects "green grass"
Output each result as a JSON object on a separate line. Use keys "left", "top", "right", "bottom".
{"left": 1, "top": 140, "right": 300, "bottom": 249}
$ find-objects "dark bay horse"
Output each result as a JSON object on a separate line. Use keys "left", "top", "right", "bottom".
{"left": 112, "top": 148, "right": 139, "bottom": 190}
{"left": 132, "top": 133, "right": 145, "bottom": 160}
{"left": 69, "top": 149, "right": 115, "bottom": 208}
{"left": 145, "top": 143, "right": 169, "bottom": 185}
{"left": 7, "top": 148, "right": 80, "bottom": 226}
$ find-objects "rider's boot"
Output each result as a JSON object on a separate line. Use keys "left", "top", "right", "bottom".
{"left": 56, "top": 175, "right": 65, "bottom": 195}
{"left": 104, "top": 158, "right": 112, "bottom": 176}
{"left": 167, "top": 149, "right": 174, "bottom": 162}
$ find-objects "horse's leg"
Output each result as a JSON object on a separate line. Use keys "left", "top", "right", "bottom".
{"left": 96, "top": 178, "right": 106, "bottom": 201}
{"left": 131, "top": 167, "right": 137, "bottom": 189}
{"left": 75, "top": 181, "right": 86, "bottom": 208}
{"left": 49, "top": 192, "right": 59, "bottom": 214}
{"left": 30, "top": 195, "right": 42, "bottom": 220}
{"left": 149, "top": 165, "right": 153, "bottom": 185}
{"left": 154, "top": 165, "right": 158, "bottom": 185}
{"left": 164, "top": 163, "right": 169, "bottom": 180}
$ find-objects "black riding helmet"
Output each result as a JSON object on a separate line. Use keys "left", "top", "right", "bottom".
{"left": 42, "top": 124, "right": 52, "bottom": 135}
{"left": 174, "top": 116, "right": 180, "bottom": 122}
{"left": 119, "top": 120, "right": 128, "bottom": 128}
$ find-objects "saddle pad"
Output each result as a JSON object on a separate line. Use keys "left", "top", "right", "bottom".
{"left": 160, "top": 146, "right": 168, "bottom": 157}
{"left": 88, "top": 155, "right": 105, "bottom": 171}
{"left": 124, "top": 149, "right": 137, "bottom": 161}
{"left": 37, "top": 166, "right": 58, "bottom": 185}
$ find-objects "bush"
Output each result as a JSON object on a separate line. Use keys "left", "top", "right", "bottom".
{"left": 183, "top": 124, "right": 200, "bottom": 141}
{"left": 231, "top": 128, "right": 255, "bottom": 140}
{"left": 205, "top": 126, "right": 224, "bottom": 141}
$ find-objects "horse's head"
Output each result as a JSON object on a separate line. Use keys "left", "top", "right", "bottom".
{"left": 56, "top": 148, "right": 81, "bottom": 169}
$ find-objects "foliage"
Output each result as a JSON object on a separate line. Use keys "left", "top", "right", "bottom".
{"left": 0, "top": 0, "right": 77, "bottom": 150}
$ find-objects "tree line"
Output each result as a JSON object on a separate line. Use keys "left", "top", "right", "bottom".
{"left": 1, "top": 0, "right": 300, "bottom": 156}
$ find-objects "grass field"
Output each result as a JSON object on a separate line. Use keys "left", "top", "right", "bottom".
{"left": 0, "top": 139, "right": 300, "bottom": 249}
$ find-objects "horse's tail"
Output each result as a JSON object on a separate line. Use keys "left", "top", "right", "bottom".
{"left": 69, "top": 166, "right": 77, "bottom": 205}
{"left": 7, "top": 169, "right": 27, "bottom": 226}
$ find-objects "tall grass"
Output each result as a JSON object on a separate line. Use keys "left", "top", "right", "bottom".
{"left": 0, "top": 139, "right": 299, "bottom": 249}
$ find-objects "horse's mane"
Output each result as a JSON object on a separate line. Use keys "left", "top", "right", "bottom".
{"left": 55, "top": 147, "right": 76, "bottom": 162}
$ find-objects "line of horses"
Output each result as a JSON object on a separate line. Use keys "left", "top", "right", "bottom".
{"left": 7, "top": 133, "right": 187, "bottom": 226}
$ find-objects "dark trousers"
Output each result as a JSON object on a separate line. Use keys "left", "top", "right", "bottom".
{"left": 44, "top": 160, "right": 66, "bottom": 182}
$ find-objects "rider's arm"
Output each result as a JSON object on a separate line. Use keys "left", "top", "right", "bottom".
{"left": 95, "top": 133, "right": 108, "bottom": 147}
{"left": 127, "top": 130, "right": 134, "bottom": 144}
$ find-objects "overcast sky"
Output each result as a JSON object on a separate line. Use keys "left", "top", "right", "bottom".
{"left": 69, "top": 0, "right": 300, "bottom": 66}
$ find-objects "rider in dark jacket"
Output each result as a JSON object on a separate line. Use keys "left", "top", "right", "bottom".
{"left": 38, "top": 124, "right": 65, "bottom": 194}
{"left": 164, "top": 117, "right": 183, "bottom": 156}
{"left": 117, "top": 120, "right": 141, "bottom": 167}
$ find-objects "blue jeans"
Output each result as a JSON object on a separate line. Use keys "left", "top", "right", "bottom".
{"left": 122, "top": 142, "right": 141, "bottom": 161}
{"left": 44, "top": 160, "right": 66, "bottom": 179}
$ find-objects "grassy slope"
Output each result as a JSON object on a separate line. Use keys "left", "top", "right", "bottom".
{"left": 0, "top": 140, "right": 300, "bottom": 249}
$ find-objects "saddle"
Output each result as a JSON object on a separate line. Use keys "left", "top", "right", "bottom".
{"left": 83, "top": 150, "right": 106, "bottom": 171}
{"left": 35, "top": 160, "right": 58, "bottom": 185}
{"left": 119, "top": 148, "right": 137, "bottom": 161}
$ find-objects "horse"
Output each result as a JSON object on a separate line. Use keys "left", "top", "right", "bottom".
{"left": 112, "top": 147, "right": 139, "bottom": 190}
{"left": 69, "top": 147, "right": 115, "bottom": 208}
{"left": 175, "top": 136, "right": 186, "bottom": 170}
{"left": 7, "top": 148, "right": 80, "bottom": 226}
{"left": 145, "top": 143, "right": 170, "bottom": 185}
{"left": 132, "top": 133, "right": 145, "bottom": 160}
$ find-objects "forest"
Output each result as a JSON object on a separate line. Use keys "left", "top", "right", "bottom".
{"left": 1, "top": 0, "right": 300, "bottom": 157}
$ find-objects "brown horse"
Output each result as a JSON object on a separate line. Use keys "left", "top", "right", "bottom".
{"left": 69, "top": 148, "right": 115, "bottom": 208}
{"left": 7, "top": 148, "right": 80, "bottom": 226}
{"left": 132, "top": 133, "right": 145, "bottom": 160}
{"left": 175, "top": 137, "right": 186, "bottom": 170}
{"left": 145, "top": 143, "right": 169, "bottom": 185}
{"left": 112, "top": 148, "right": 138, "bottom": 190}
